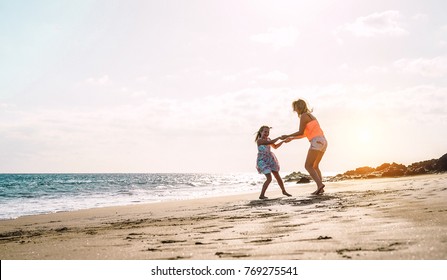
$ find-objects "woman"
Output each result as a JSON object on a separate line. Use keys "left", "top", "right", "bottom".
{"left": 281, "top": 99, "right": 328, "bottom": 195}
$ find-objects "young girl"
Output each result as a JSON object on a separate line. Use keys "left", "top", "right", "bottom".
{"left": 255, "top": 125, "right": 292, "bottom": 199}
{"left": 281, "top": 99, "right": 328, "bottom": 195}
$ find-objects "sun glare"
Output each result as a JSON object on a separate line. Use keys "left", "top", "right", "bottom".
{"left": 358, "top": 128, "right": 372, "bottom": 143}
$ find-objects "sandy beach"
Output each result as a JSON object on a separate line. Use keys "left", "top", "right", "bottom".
{"left": 0, "top": 173, "right": 446, "bottom": 260}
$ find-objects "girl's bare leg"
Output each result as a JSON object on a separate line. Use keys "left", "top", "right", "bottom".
{"left": 260, "top": 173, "right": 272, "bottom": 199}
{"left": 272, "top": 171, "right": 292, "bottom": 196}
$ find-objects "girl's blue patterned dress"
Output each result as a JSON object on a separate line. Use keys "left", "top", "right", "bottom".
{"left": 256, "top": 142, "right": 280, "bottom": 174}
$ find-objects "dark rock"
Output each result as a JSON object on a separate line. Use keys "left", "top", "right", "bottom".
{"left": 375, "top": 163, "right": 391, "bottom": 171}
{"left": 436, "top": 153, "right": 447, "bottom": 171}
{"left": 406, "top": 159, "right": 437, "bottom": 175}
{"left": 348, "top": 166, "right": 375, "bottom": 175}
{"left": 381, "top": 168, "right": 405, "bottom": 177}
{"left": 380, "top": 162, "right": 407, "bottom": 177}
{"left": 284, "top": 171, "right": 312, "bottom": 183}
{"left": 296, "top": 177, "right": 311, "bottom": 183}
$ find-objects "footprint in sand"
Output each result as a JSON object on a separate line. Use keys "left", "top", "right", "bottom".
{"left": 215, "top": 252, "right": 251, "bottom": 258}
{"left": 161, "top": 239, "right": 187, "bottom": 244}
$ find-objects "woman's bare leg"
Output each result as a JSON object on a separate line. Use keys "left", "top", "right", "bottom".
{"left": 305, "top": 149, "right": 325, "bottom": 194}
{"left": 313, "top": 151, "right": 325, "bottom": 193}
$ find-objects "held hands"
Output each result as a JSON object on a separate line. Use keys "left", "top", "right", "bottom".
{"left": 272, "top": 135, "right": 291, "bottom": 149}
{"left": 272, "top": 135, "right": 296, "bottom": 149}
{"left": 280, "top": 135, "right": 296, "bottom": 143}
{"left": 273, "top": 140, "right": 287, "bottom": 149}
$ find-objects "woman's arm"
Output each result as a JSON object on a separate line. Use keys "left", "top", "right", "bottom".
{"left": 281, "top": 114, "right": 309, "bottom": 139}
{"left": 284, "top": 135, "right": 305, "bottom": 142}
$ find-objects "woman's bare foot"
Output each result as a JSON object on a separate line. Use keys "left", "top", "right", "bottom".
{"left": 312, "top": 184, "right": 325, "bottom": 195}
{"left": 259, "top": 196, "right": 268, "bottom": 199}
{"left": 282, "top": 192, "right": 292, "bottom": 197}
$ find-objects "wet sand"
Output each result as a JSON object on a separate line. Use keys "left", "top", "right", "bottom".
{"left": 0, "top": 174, "right": 446, "bottom": 260}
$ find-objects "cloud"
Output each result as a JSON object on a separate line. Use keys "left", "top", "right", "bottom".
{"left": 2, "top": 83, "right": 446, "bottom": 173}
{"left": 130, "top": 90, "right": 148, "bottom": 98}
{"left": 222, "top": 67, "right": 260, "bottom": 82}
{"left": 222, "top": 75, "right": 237, "bottom": 82}
{"left": 257, "top": 70, "right": 289, "bottom": 81}
{"left": 393, "top": 56, "right": 447, "bottom": 77}
{"left": 412, "top": 13, "right": 428, "bottom": 21}
{"left": 85, "top": 75, "right": 111, "bottom": 85}
{"left": 135, "top": 76, "right": 149, "bottom": 82}
{"left": 336, "top": 10, "right": 408, "bottom": 38}
{"left": 0, "top": 103, "right": 16, "bottom": 110}
{"left": 250, "top": 27, "right": 300, "bottom": 50}
{"left": 364, "top": 65, "right": 389, "bottom": 74}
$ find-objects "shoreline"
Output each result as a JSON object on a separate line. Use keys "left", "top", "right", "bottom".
{"left": 1, "top": 174, "right": 446, "bottom": 260}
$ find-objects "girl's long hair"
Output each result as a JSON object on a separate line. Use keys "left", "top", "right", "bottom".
{"left": 255, "top": 125, "right": 271, "bottom": 142}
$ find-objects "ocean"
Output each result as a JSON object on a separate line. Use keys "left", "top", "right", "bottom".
{"left": 0, "top": 173, "right": 280, "bottom": 220}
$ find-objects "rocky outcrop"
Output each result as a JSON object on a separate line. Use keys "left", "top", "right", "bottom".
{"left": 283, "top": 171, "right": 312, "bottom": 184}
{"left": 284, "top": 153, "right": 447, "bottom": 183}
{"left": 328, "top": 153, "right": 447, "bottom": 182}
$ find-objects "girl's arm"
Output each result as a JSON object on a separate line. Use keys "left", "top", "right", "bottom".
{"left": 257, "top": 137, "right": 280, "bottom": 146}
{"left": 271, "top": 140, "right": 287, "bottom": 149}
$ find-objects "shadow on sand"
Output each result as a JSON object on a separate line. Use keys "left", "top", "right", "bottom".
{"left": 247, "top": 194, "right": 337, "bottom": 208}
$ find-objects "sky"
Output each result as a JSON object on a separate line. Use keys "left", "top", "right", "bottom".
{"left": 0, "top": 0, "right": 446, "bottom": 174}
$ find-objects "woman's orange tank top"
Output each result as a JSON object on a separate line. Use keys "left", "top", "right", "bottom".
{"left": 304, "top": 119, "right": 324, "bottom": 141}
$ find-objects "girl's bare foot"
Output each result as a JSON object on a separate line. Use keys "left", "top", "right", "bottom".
{"left": 259, "top": 196, "right": 268, "bottom": 199}
{"left": 282, "top": 192, "right": 292, "bottom": 197}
